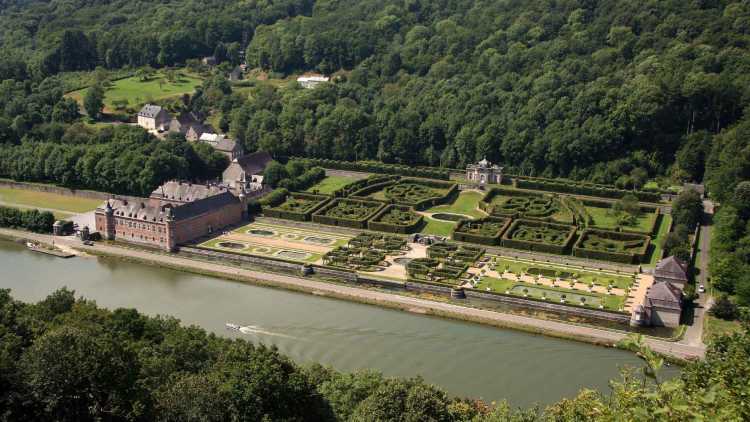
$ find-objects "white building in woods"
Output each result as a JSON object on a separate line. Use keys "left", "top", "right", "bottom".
{"left": 466, "top": 158, "right": 503, "bottom": 186}
{"left": 137, "top": 104, "right": 171, "bottom": 131}
{"left": 297, "top": 75, "right": 329, "bottom": 89}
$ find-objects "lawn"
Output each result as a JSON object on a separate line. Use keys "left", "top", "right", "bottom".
{"left": 0, "top": 187, "right": 102, "bottom": 214}
{"left": 426, "top": 191, "right": 485, "bottom": 218}
{"left": 491, "top": 257, "right": 634, "bottom": 289}
{"left": 475, "top": 276, "right": 625, "bottom": 311}
{"left": 421, "top": 217, "right": 457, "bottom": 237}
{"left": 68, "top": 71, "right": 204, "bottom": 112}
{"left": 306, "top": 175, "right": 358, "bottom": 195}
{"left": 586, "top": 206, "right": 657, "bottom": 233}
{"left": 647, "top": 214, "right": 672, "bottom": 266}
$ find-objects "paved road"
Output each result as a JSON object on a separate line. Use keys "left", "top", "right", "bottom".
{"left": 0, "top": 228, "right": 706, "bottom": 361}
{"left": 682, "top": 201, "right": 714, "bottom": 347}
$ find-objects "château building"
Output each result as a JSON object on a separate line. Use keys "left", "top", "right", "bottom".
{"left": 95, "top": 181, "right": 245, "bottom": 251}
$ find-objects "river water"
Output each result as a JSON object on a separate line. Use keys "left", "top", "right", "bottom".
{"left": 0, "top": 239, "right": 676, "bottom": 407}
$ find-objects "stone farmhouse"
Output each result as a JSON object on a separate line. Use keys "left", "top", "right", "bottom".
{"left": 631, "top": 256, "right": 688, "bottom": 327}
{"left": 95, "top": 181, "right": 245, "bottom": 251}
{"left": 137, "top": 104, "right": 171, "bottom": 131}
{"left": 222, "top": 151, "right": 273, "bottom": 194}
{"left": 466, "top": 158, "right": 503, "bottom": 186}
{"left": 167, "top": 112, "right": 200, "bottom": 136}
{"left": 198, "top": 133, "right": 244, "bottom": 160}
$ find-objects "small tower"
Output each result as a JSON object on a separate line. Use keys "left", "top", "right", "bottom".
{"left": 103, "top": 200, "right": 116, "bottom": 240}
{"left": 164, "top": 206, "right": 177, "bottom": 252}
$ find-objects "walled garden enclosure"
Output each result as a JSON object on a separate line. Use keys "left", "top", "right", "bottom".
{"left": 312, "top": 198, "right": 384, "bottom": 229}
{"left": 368, "top": 205, "right": 423, "bottom": 234}
{"left": 263, "top": 192, "right": 330, "bottom": 221}
{"left": 479, "top": 187, "right": 573, "bottom": 224}
{"left": 573, "top": 229, "right": 651, "bottom": 264}
{"left": 452, "top": 216, "right": 511, "bottom": 245}
{"left": 501, "top": 219, "right": 577, "bottom": 255}
{"left": 356, "top": 178, "right": 458, "bottom": 210}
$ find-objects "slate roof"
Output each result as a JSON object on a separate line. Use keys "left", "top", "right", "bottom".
{"left": 138, "top": 104, "right": 163, "bottom": 119}
{"left": 646, "top": 281, "right": 682, "bottom": 311}
{"left": 169, "top": 112, "right": 199, "bottom": 133}
{"left": 100, "top": 181, "right": 239, "bottom": 222}
{"left": 102, "top": 198, "right": 172, "bottom": 223}
{"left": 654, "top": 256, "right": 688, "bottom": 282}
{"left": 150, "top": 181, "right": 228, "bottom": 203}
{"left": 222, "top": 151, "right": 273, "bottom": 188}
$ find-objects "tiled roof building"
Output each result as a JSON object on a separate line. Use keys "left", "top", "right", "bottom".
{"left": 95, "top": 181, "right": 245, "bottom": 251}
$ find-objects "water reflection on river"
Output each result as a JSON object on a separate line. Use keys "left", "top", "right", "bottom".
{"left": 0, "top": 240, "right": 678, "bottom": 407}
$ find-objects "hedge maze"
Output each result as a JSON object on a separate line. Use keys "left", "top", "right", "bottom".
{"left": 357, "top": 178, "right": 457, "bottom": 210}
{"left": 263, "top": 192, "right": 330, "bottom": 221}
{"left": 368, "top": 205, "right": 423, "bottom": 234}
{"left": 452, "top": 216, "right": 510, "bottom": 245}
{"left": 480, "top": 187, "right": 571, "bottom": 223}
{"left": 501, "top": 219, "right": 577, "bottom": 255}
{"left": 406, "top": 242, "right": 483, "bottom": 283}
{"left": 312, "top": 198, "right": 384, "bottom": 229}
{"left": 573, "top": 229, "right": 651, "bottom": 264}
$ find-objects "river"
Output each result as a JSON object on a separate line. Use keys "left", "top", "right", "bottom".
{"left": 0, "top": 239, "right": 677, "bottom": 407}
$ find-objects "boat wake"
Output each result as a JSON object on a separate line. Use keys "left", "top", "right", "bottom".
{"left": 226, "top": 323, "right": 298, "bottom": 339}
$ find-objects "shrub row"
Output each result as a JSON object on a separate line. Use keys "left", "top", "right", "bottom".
{"left": 291, "top": 157, "right": 450, "bottom": 180}
{"left": 367, "top": 205, "right": 424, "bottom": 234}
{"left": 263, "top": 192, "right": 331, "bottom": 222}
{"left": 501, "top": 219, "right": 577, "bottom": 255}
{"left": 515, "top": 178, "right": 663, "bottom": 202}
{"left": 0, "top": 206, "right": 55, "bottom": 233}
{"left": 258, "top": 188, "right": 289, "bottom": 207}
{"left": 573, "top": 229, "right": 651, "bottom": 264}
{"left": 452, "top": 217, "right": 511, "bottom": 246}
{"left": 333, "top": 175, "right": 399, "bottom": 198}
{"left": 278, "top": 166, "right": 326, "bottom": 192}
{"left": 312, "top": 198, "right": 385, "bottom": 229}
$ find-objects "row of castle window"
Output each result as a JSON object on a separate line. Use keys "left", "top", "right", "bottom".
{"left": 114, "top": 231, "right": 165, "bottom": 243}
{"left": 115, "top": 218, "right": 164, "bottom": 233}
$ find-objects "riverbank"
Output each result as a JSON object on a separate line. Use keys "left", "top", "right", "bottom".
{"left": 0, "top": 228, "right": 705, "bottom": 361}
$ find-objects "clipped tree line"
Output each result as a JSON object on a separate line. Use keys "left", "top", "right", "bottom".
{"left": 0, "top": 206, "right": 55, "bottom": 233}
{"left": 514, "top": 178, "right": 663, "bottom": 203}
{"left": 291, "top": 158, "right": 451, "bottom": 180}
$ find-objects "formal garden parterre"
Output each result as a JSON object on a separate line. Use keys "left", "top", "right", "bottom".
{"left": 259, "top": 172, "right": 669, "bottom": 265}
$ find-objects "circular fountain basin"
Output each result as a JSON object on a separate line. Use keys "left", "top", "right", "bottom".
{"left": 431, "top": 213, "right": 468, "bottom": 222}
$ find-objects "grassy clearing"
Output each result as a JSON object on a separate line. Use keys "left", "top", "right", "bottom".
{"left": 306, "top": 175, "right": 358, "bottom": 195}
{"left": 703, "top": 315, "right": 743, "bottom": 344}
{"left": 0, "top": 188, "right": 101, "bottom": 213}
{"left": 585, "top": 206, "right": 657, "bottom": 233}
{"left": 426, "top": 191, "right": 485, "bottom": 218}
{"left": 68, "top": 71, "right": 203, "bottom": 112}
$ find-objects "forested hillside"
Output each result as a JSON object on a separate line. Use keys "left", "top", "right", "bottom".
{"left": 2, "top": 0, "right": 749, "bottom": 185}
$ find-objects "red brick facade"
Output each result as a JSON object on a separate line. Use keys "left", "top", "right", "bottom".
{"left": 95, "top": 182, "right": 245, "bottom": 251}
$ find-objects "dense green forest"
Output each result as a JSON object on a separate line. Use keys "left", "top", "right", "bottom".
{"left": 0, "top": 288, "right": 747, "bottom": 421}
{"left": 1, "top": 1, "right": 750, "bottom": 303}
{"left": 0, "top": 0, "right": 749, "bottom": 183}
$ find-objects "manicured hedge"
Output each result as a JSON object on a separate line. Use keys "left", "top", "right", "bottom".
{"left": 0, "top": 206, "right": 55, "bottom": 233}
{"left": 333, "top": 175, "right": 399, "bottom": 198}
{"left": 263, "top": 192, "right": 331, "bottom": 222}
{"left": 258, "top": 188, "right": 289, "bottom": 207}
{"left": 479, "top": 187, "right": 549, "bottom": 217}
{"left": 514, "top": 178, "right": 663, "bottom": 202}
{"left": 573, "top": 229, "right": 651, "bottom": 264}
{"left": 368, "top": 205, "right": 424, "bottom": 234}
{"left": 452, "top": 216, "right": 511, "bottom": 246}
{"left": 501, "top": 219, "right": 577, "bottom": 255}
{"left": 291, "top": 157, "right": 451, "bottom": 180}
{"left": 312, "top": 198, "right": 385, "bottom": 229}
{"left": 278, "top": 166, "right": 326, "bottom": 191}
